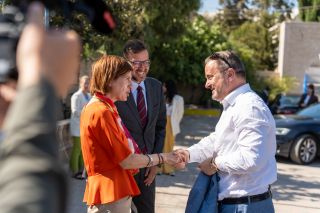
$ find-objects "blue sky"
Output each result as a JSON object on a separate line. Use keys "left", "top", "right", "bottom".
{"left": 199, "top": 0, "right": 220, "bottom": 14}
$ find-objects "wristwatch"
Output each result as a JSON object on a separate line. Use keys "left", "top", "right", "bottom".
{"left": 210, "top": 158, "right": 218, "bottom": 171}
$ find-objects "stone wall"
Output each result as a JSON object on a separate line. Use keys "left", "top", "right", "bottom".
{"left": 278, "top": 22, "right": 320, "bottom": 93}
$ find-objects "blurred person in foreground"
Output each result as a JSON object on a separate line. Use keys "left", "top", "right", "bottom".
{"left": 175, "top": 51, "right": 277, "bottom": 213}
{"left": 298, "top": 83, "right": 318, "bottom": 109}
{"left": 69, "top": 75, "right": 91, "bottom": 179}
{"left": 80, "top": 55, "right": 180, "bottom": 213}
{"left": 158, "top": 80, "right": 184, "bottom": 176}
{"left": 115, "top": 39, "right": 166, "bottom": 213}
{"left": 0, "top": 2, "right": 81, "bottom": 213}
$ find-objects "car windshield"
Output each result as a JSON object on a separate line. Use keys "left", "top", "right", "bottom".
{"left": 297, "top": 104, "right": 320, "bottom": 118}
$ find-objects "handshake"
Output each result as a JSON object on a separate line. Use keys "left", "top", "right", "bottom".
{"left": 161, "top": 149, "right": 218, "bottom": 176}
{"left": 160, "top": 149, "right": 190, "bottom": 169}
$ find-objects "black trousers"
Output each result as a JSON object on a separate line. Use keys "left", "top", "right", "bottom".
{"left": 132, "top": 168, "right": 156, "bottom": 213}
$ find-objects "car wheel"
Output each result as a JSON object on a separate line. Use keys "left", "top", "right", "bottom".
{"left": 290, "top": 134, "right": 318, "bottom": 164}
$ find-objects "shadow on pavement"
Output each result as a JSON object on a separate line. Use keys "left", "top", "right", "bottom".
{"left": 272, "top": 156, "right": 320, "bottom": 209}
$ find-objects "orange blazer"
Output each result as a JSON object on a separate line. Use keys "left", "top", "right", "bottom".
{"left": 80, "top": 100, "right": 140, "bottom": 205}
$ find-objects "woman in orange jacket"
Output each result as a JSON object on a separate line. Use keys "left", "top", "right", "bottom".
{"left": 80, "top": 55, "right": 180, "bottom": 213}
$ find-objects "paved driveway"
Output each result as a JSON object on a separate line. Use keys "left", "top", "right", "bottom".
{"left": 67, "top": 115, "right": 320, "bottom": 213}
{"left": 156, "top": 115, "right": 320, "bottom": 213}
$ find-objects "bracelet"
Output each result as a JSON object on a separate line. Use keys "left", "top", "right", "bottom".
{"left": 146, "top": 154, "right": 154, "bottom": 167}
{"left": 157, "top": 153, "right": 161, "bottom": 165}
{"left": 146, "top": 154, "right": 151, "bottom": 167}
{"left": 159, "top": 153, "right": 164, "bottom": 164}
{"left": 210, "top": 158, "right": 218, "bottom": 171}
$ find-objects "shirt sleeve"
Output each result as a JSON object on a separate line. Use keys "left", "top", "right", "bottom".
{"left": 71, "top": 93, "right": 82, "bottom": 118}
{"left": 187, "top": 132, "right": 216, "bottom": 163}
{"left": 215, "top": 104, "right": 274, "bottom": 174}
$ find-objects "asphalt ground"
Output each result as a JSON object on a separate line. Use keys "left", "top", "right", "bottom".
{"left": 67, "top": 115, "right": 320, "bottom": 213}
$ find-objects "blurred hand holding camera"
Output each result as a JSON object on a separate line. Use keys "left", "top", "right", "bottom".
{"left": 17, "top": 2, "right": 80, "bottom": 97}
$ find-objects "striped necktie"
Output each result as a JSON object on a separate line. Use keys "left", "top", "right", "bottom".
{"left": 137, "top": 85, "right": 147, "bottom": 128}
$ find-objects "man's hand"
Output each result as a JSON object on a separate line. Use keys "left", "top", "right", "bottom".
{"left": 144, "top": 166, "right": 157, "bottom": 186}
{"left": 16, "top": 2, "right": 81, "bottom": 97}
{"left": 162, "top": 152, "right": 182, "bottom": 165}
{"left": 198, "top": 157, "right": 218, "bottom": 176}
{"left": 173, "top": 149, "right": 190, "bottom": 169}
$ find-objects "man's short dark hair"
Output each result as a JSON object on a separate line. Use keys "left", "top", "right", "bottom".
{"left": 123, "top": 39, "right": 148, "bottom": 57}
{"left": 205, "top": 50, "right": 246, "bottom": 78}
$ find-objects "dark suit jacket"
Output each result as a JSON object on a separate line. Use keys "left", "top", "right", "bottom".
{"left": 0, "top": 79, "right": 67, "bottom": 213}
{"left": 116, "top": 77, "right": 166, "bottom": 154}
{"left": 116, "top": 77, "right": 166, "bottom": 213}
{"left": 298, "top": 93, "right": 319, "bottom": 108}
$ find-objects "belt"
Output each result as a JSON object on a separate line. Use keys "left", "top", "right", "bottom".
{"left": 218, "top": 190, "right": 272, "bottom": 205}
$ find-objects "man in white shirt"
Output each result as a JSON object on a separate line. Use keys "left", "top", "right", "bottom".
{"left": 175, "top": 51, "right": 277, "bottom": 213}
{"left": 69, "top": 75, "right": 91, "bottom": 179}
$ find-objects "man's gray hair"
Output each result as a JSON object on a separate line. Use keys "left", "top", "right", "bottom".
{"left": 205, "top": 50, "right": 246, "bottom": 78}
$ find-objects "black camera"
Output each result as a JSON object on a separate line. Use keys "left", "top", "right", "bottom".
{"left": 0, "top": 0, "right": 116, "bottom": 83}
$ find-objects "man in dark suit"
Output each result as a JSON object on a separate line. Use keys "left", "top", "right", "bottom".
{"left": 0, "top": 2, "right": 80, "bottom": 212}
{"left": 116, "top": 39, "right": 166, "bottom": 213}
{"left": 298, "top": 84, "right": 319, "bottom": 108}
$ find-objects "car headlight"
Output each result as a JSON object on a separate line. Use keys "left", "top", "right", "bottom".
{"left": 276, "top": 128, "right": 291, "bottom": 135}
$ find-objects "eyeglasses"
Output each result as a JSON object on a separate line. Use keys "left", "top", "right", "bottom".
{"left": 129, "top": 60, "right": 151, "bottom": 67}
{"left": 210, "top": 52, "right": 233, "bottom": 69}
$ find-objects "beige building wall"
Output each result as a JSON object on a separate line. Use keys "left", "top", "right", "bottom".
{"left": 278, "top": 22, "right": 320, "bottom": 93}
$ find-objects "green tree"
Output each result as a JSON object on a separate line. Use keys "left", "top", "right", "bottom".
{"left": 153, "top": 16, "right": 229, "bottom": 86}
{"left": 215, "top": 0, "right": 250, "bottom": 34}
{"left": 214, "top": 0, "right": 294, "bottom": 33}
{"left": 299, "top": 0, "right": 320, "bottom": 21}
{"left": 261, "top": 75, "right": 298, "bottom": 100}
{"left": 229, "top": 13, "right": 278, "bottom": 71}
{"left": 253, "top": 0, "right": 294, "bottom": 20}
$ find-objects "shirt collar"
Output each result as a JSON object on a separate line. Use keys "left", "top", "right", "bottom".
{"left": 221, "top": 83, "right": 251, "bottom": 109}
{"left": 131, "top": 81, "right": 146, "bottom": 92}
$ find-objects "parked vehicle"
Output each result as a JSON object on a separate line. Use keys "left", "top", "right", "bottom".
{"left": 275, "top": 103, "right": 320, "bottom": 164}
{"left": 269, "top": 93, "right": 300, "bottom": 115}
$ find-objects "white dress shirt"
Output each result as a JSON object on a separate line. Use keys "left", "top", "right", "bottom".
{"left": 188, "top": 84, "right": 277, "bottom": 200}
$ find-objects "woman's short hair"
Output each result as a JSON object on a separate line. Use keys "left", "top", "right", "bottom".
{"left": 90, "top": 55, "right": 132, "bottom": 95}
